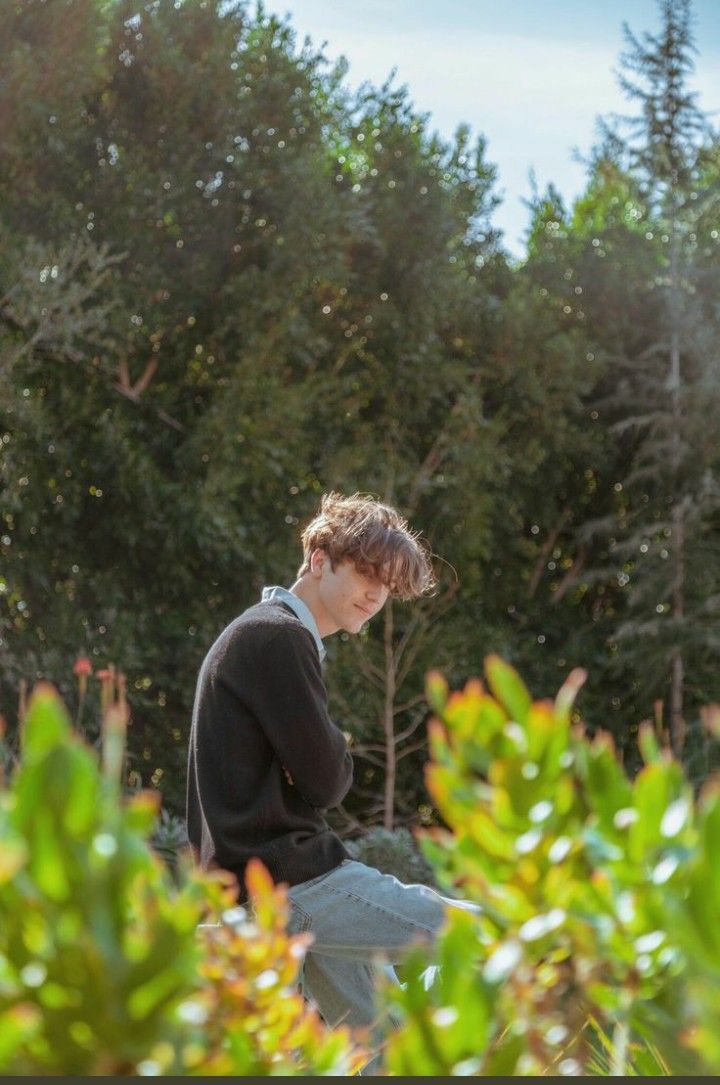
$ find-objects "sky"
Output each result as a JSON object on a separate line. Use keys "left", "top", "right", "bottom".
{"left": 273, "top": 1, "right": 720, "bottom": 256}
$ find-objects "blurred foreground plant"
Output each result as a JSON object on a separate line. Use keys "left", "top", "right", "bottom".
{"left": 381, "top": 657, "right": 720, "bottom": 1076}
{"left": 0, "top": 684, "right": 364, "bottom": 1075}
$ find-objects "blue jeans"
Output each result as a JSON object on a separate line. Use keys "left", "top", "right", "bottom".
{"left": 287, "top": 859, "right": 480, "bottom": 1074}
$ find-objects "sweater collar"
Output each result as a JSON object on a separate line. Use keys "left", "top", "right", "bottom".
{"left": 261, "top": 586, "right": 326, "bottom": 662}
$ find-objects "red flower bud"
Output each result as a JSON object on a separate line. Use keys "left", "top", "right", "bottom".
{"left": 73, "top": 656, "right": 93, "bottom": 678}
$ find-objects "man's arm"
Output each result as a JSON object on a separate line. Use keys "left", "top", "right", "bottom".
{"left": 226, "top": 624, "right": 353, "bottom": 809}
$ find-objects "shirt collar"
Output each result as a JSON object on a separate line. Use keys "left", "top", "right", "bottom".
{"left": 261, "top": 585, "right": 326, "bottom": 662}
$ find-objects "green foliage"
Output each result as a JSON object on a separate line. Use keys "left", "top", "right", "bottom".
{"left": 521, "top": 0, "right": 720, "bottom": 759}
{"left": 381, "top": 659, "right": 720, "bottom": 1076}
{"left": 0, "top": 684, "right": 363, "bottom": 1074}
{"left": 0, "top": 0, "right": 513, "bottom": 823}
{"left": 0, "top": 684, "right": 202, "bottom": 1073}
{"left": 150, "top": 807, "right": 189, "bottom": 882}
{"left": 1, "top": 0, "right": 718, "bottom": 835}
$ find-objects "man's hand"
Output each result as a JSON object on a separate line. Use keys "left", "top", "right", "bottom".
{"left": 282, "top": 765, "right": 294, "bottom": 786}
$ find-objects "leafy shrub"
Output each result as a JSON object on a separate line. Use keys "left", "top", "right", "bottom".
{"left": 345, "top": 826, "right": 439, "bottom": 889}
{"left": 9, "top": 658, "right": 720, "bottom": 1077}
{"left": 380, "top": 657, "right": 720, "bottom": 1076}
{"left": 0, "top": 685, "right": 365, "bottom": 1075}
{"left": 150, "top": 807, "right": 189, "bottom": 883}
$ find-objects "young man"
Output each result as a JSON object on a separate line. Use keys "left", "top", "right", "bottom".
{"left": 187, "top": 492, "right": 477, "bottom": 1069}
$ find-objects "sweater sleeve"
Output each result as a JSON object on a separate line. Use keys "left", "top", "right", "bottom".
{"left": 224, "top": 623, "right": 353, "bottom": 810}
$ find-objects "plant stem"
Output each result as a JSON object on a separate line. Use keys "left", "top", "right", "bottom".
{"left": 610, "top": 1020, "right": 628, "bottom": 1077}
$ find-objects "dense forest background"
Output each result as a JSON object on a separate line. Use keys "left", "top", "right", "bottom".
{"left": 1, "top": 0, "right": 719, "bottom": 829}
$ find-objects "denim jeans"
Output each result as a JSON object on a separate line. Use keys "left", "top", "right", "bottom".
{"left": 286, "top": 859, "right": 480, "bottom": 1074}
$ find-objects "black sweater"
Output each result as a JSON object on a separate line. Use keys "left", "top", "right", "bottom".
{"left": 186, "top": 599, "right": 352, "bottom": 900}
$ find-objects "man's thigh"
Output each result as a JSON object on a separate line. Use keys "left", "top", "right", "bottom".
{"left": 287, "top": 858, "right": 472, "bottom": 963}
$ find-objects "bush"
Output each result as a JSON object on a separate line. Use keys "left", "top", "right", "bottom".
{"left": 0, "top": 684, "right": 365, "bottom": 1075}
{"left": 345, "top": 826, "right": 439, "bottom": 889}
{"left": 380, "top": 657, "right": 720, "bottom": 1076}
{"left": 7, "top": 658, "right": 720, "bottom": 1076}
{"left": 150, "top": 807, "right": 189, "bottom": 884}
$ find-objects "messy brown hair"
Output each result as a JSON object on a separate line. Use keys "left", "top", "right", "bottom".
{"left": 299, "top": 492, "right": 436, "bottom": 600}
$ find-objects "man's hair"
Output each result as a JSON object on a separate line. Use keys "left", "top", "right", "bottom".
{"left": 299, "top": 491, "right": 436, "bottom": 600}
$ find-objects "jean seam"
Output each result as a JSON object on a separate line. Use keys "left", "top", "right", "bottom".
{"left": 289, "top": 900, "right": 313, "bottom": 933}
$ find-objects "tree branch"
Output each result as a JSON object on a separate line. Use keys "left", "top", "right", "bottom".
{"left": 394, "top": 712, "right": 426, "bottom": 744}
{"left": 552, "top": 545, "right": 588, "bottom": 604}
{"left": 396, "top": 738, "right": 428, "bottom": 760}
{"left": 528, "top": 505, "right": 571, "bottom": 598}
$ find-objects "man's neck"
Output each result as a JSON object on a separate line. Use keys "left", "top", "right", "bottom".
{"left": 289, "top": 577, "right": 337, "bottom": 639}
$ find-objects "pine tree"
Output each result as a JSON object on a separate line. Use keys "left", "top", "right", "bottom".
{"left": 588, "top": 0, "right": 720, "bottom": 756}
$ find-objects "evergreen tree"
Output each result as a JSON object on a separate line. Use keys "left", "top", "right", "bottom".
{"left": 522, "top": 0, "right": 720, "bottom": 765}
{"left": 594, "top": 0, "right": 720, "bottom": 755}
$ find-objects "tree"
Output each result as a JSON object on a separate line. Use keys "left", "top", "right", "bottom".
{"left": 298, "top": 81, "right": 511, "bottom": 830}
{"left": 518, "top": 0, "right": 720, "bottom": 766}
{"left": 0, "top": 0, "right": 358, "bottom": 809}
{"left": 590, "top": 0, "right": 720, "bottom": 755}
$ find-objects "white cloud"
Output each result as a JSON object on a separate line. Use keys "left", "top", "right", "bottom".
{"left": 283, "top": 8, "right": 720, "bottom": 255}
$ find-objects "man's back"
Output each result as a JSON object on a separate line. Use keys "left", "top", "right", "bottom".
{"left": 186, "top": 599, "right": 352, "bottom": 900}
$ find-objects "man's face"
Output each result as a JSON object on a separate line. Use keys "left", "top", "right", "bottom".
{"left": 313, "top": 551, "right": 390, "bottom": 635}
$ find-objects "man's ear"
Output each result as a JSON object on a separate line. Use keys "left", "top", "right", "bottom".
{"left": 309, "top": 548, "right": 326, "bottom": 577}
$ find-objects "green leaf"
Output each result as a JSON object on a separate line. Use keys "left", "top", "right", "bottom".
{"left": 0, "top": 1005, "right": 40, "bottom": 1064}
{"left": 483, "top": 1028, "right": 524, "bottom": 1074}
{"left": 638, "top": 721, "right": 660, "bottom": 764}
{"left": 22, "top": 685, "right": 71, "bottom": 759}
{"left": 425, "top": 671, "right": 448, "bottom": 714}
{"left": 630, "top": 762, "right": 685, "bottom": 859}
{"left": 484, "top": 655, "right": 531, "bottom": 725}
{"left": 468, "top": 811, "right": 516, "bottom": 860}
{"left": 30, "top": 808, "right": 71, "bottom": 902}
{"left": 553, "top": 667, "right": 587, "bottom": 720}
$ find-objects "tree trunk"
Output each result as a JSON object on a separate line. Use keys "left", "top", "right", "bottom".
{"left": 670, "top": 644, "right": 685, "bottom": 756}
{"left": 382, "top": 600, "right": 396, "bottom": 830}
{"left": 668, "top": 215, "right": 685, "bottom": 755}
